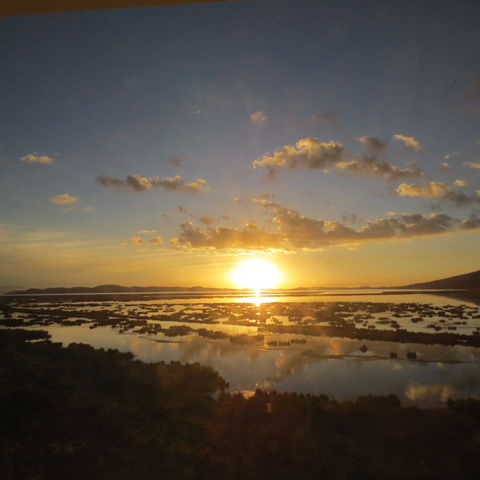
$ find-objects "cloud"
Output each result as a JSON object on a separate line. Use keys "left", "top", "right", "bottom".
{"left": 440, "top": 162, "right": 451, "bottom": 171}
{"left": 443, "top": 152, "right": 459, "bottom": 160}
{"left": 252, "top": 197, "right": 463, "bottom": 248}
{"left": 20, "top": 153, "right": 55, "bottom": 165}
{"left": 198, "top": 215, "right": 230, "bottom": 226}
{"left": 253, "top": 138, "right": 345, "bottom": 171}
{"left": 96, "top": 174, "right": 209, "bottom": 193}
{"left": 393, "top": 134, "right": 422, "bottom": 152}
{"left": 250, "top": 111, "right": 268, "bottom": 127}
{"left": 169, "top": 155, "right": 187, "bottom": 167}
{"left": 169, "top": 198, "right": 479, "bottom": 252}
{"left": 357, "top": 136, "right": 385, "bottom": 153}
{"left": 199, "top": 215, "right": 217, "bottom": 226}
{"left": 137, "top": 229, "right": 158, "bottom": 234}
{"left": 396, "top": 182, "right": 480, "bottom": 207}
{"left": 177, "top": 205, "right": 191, "bottom": 215}
{"left": 405, "top": 382, "right": 456, "bottom": 402}
{"left": 396, "top": 182, "right": 451, "bottom": 198}
{"left": 170, "top": 221, "right": 284, "bottom": 252}
{"left": 464, "top": 161, "right": 480, "bottom": 169}
{"left": 253, "top": 137, "right": 423, "bottom": 179}
{"left": 336, "top": 155, "right": 423, "bottom": 179}
{"left": 131, "top": 235, "right": 164, "bottom": 246}
{"left": 454, "top": 179, "right": 466, "bottom": 187}
{"left": 461, "top": 212, "right": 480, "bottom": 230}
{"left": 50, "top": 193, "right": 78, "bottom": 205}
{"left": 149, "top": 236, "right": 164, "bottom": 244}
{"left": 131, "top": 236, "right": 143, "bottom": 245}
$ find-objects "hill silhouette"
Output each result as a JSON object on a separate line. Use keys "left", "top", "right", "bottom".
{"left": 5, "top": 285, "right": 231, "bottom": 295}
{"left": 400, "top": 270, "right": 480, "bottom": 290}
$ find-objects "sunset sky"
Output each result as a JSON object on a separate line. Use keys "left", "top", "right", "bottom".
{"left": 1, "top": 0, "right": 479, "bottom": 290}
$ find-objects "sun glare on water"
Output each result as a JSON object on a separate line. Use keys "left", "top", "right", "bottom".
{"left": 231, "top": 258, "right": 282, "bottom": 290}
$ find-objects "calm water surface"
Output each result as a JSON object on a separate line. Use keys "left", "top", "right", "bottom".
{"left": 5, "top": 289, "right": 479, "bottom": 406}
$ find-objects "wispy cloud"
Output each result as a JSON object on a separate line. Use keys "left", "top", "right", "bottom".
{"left": 96, "top": 174, "right": 209, "bottom": 193}
{"left": 169, "top": 155, "right": 187, "bottom": 167}
{"left": 20, "top": 153, "right": 55, "bottom": 165}
{"left": 50, "top": 193, "right": 78, "bottom": 205}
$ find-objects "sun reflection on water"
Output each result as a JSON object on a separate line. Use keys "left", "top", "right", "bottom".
{"left": 237, "top": 289, "right": 277, "bottom": 306}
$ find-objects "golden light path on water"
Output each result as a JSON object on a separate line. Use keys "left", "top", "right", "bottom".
{"left": 238, "top": 290, "right": 278, "bottom": 306}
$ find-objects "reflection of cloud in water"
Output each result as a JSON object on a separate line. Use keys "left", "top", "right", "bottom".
{"left": 405, "top": 369, "right": 480, "bottom": 402}
{"left": 41, "top": 324, "right": 480, "bottom": 403}
{"left": 405, "top": 383, "right": 457, "bottom": 402}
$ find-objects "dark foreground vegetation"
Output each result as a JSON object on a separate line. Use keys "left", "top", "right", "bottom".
{"left": 1, "top": 329, "right": 480, "bottom": 480}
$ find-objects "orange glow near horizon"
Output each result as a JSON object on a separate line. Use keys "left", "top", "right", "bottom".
{"left": 230, "top": 257, "right": 282, "bottom": 290}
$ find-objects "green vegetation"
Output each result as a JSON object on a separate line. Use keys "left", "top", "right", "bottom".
{"left": 1, "top": 328, "right": 479, "bottom": 479}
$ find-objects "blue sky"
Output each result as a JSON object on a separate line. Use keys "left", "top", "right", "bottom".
{"left": 0, "top": 0, "right": 479, "bottom": 289}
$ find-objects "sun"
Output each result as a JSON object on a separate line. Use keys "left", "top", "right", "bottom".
{"left": 231, "top": 258, "right": 282, "bottom": 290}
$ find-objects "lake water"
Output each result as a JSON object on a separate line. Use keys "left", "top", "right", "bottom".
{"left": 2, "top": 289, "right": 480, "bottom": 405}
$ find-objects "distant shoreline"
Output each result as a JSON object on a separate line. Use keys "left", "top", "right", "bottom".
{"left": 5, "top": 269, "right": 479, "bottom": 295}
{"left": 3, "top": 287, "right": 469, "bottom": 296}
{"left": 2, "top": 288, "right": 479, "bottom": 306}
